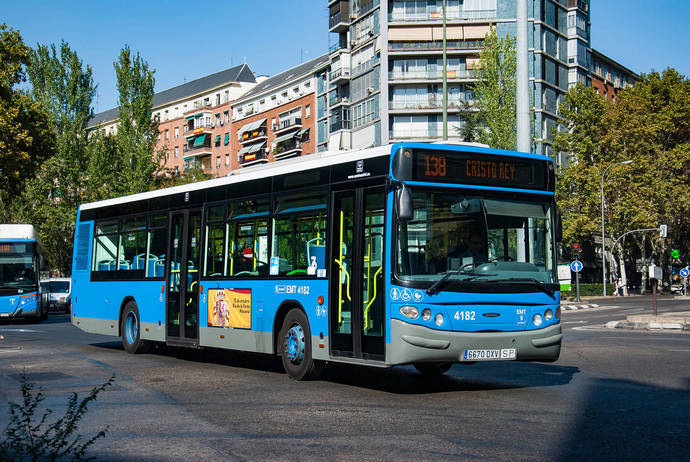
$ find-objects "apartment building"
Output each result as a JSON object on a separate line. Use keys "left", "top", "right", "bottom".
{"left": 88, "top": 64, "right": 258, "bottom": 176}
{"left": 231, "top": 55, "right": 329, "bottom": 168}
{"left": 324, "top": 0, "right": 597, "bottom": 165}
{"left": 590, "top": 48, "right": 638, "bottom": 102}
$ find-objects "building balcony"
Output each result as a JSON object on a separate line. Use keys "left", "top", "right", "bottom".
{"left": 273, "top": 139, "right": 303, "bottom": 160}
{"left": 388, "top": 40, "right": 483, "bottom": 54}
{"left": 183, "top": 144, "right": 213, "bottom": 157}
{"left": 273, "top": 118, "right": 302, "bottom": 136}
{"left": 351, "top": 58, "right": 379, "bottom": 78}
{"left": 239, "top": 142, "right": 268, "bottom": 167}
{"left": 388, "top": 100, "right": 469, "bottom": 113}
{"left": 389, "top": 128, "right": 461, "bottom": 140}
{"left": 329, "top": 95, "right": 349, "bottom": 108}
{"left": 387, "top": 9, "right": 497, "bottom": 23}
{"left": 388, "top": 69, "right": 477, "bottom": 82}
{"left": 329, "top": 67, "right": 351, "bottom": 83}
{"left": 329, "top": 10, "right": 350, "bottom": 33}
{"left": 329, "top": 119, "right": 351, "bottom": 133}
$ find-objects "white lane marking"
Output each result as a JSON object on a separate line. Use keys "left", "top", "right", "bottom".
{"left": 668, "top": 349, "right": 690, "bottom": 352}
{"left": 0, "top": 329, "right": 44, "bottom": 333}
{"left": 562, "top": 321, "right": 588, "bottom": 324}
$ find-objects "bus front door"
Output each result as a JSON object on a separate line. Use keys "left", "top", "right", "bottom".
{"left": 165, "top": 210, "right": 201, "bottom": 344}
{"left": 330, "top": 187, "right": 385, "bottom": 361}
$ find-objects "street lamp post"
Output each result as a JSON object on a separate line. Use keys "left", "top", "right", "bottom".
{"left": 601, "top": 160, "right": 633, "bottom": 296}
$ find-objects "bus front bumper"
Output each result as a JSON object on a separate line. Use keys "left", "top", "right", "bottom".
{"left": 389, "top": 319, "right": 562, "bottom": 365}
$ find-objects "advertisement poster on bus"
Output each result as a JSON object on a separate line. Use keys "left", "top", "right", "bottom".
{"left": 207, "top": 289, "right": 251, "bottom": 329}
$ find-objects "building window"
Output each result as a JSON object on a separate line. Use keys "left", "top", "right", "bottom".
{"left": 225, "top": 154, "right": 230, "bottom": 166}
{"left": 165, "top": 130, "right": 169, "bottom": 140}
{"left": 165, "top": 150, "right": 169, "bottom": 160}
{"left": 174, "top": 166, "right": 179, "bottom": 174}
{"left": 164, "top": 110, "right": 169, "bottom": 121}
{"left": 174, "top": 146, "right": 179, "bottom": 158}
{"left": 306, "top": 105, "right": 311, "bottom": 118}
{"left": 216, "top": 156, "right": 221, "bottom": 169}
{"left": 216, "top": 93, "right": 221, "bottom": 106}
{"left": 224, "top": 111, "right": 230, "bottom": 124}
{"left": 174, "top": 127, "right": 179, "bottom": 139}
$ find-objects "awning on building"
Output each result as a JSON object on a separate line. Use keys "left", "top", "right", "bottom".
{"left": 273, "top": 131, "right": 298, "bottom": 145}
{"left": 224, "top": 133, "right": 230, "bottom": 145}
{"left": 192, "top": 135, "right": 206, "bottom": 147}
{"left": 214, "top": 135, "right": 221, "bottom": 143}
{"left": 237, "top": 118, "right": 266, "bottom": 135}
{"left": 238, "top": 142, "right": 266, "bottom": 157}
{"left": 298, "top": 128, "right": 310, "bottom": 137}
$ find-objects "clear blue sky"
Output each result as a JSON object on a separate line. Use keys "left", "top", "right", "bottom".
{"left": 3, "top": 0, "right": 688, "bottom": 113}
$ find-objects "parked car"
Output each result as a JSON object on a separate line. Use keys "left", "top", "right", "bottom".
{"left": 46, "top": 278, "right": 71, "bottom": 313}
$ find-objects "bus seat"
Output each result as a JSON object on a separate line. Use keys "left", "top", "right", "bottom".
{"left": 132, "top": 253, "right": 145, "bottom": 270}
{"left": 154, "top": 261, "right": 165, "bottom": 277}
{"left": 98, "top": 260, "right": 111, "bottom": 271}
{"left": 119, "top": 261, "right": 131, "bottom": 270}
{"left": 108, "top": 260, "right": 117, "bottom": 271}
{"left": 146, "top": 256, "right": 159, "bottom": 277}
{"left": 307, "top": 238, "right": 326, "bottom": 270}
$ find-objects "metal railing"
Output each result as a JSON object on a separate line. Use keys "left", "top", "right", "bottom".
{"left": 351, "top": 57, "right": 379, "bottom": 77}
{"left": 388, "top": 9, "right": 497, "bottom": 22}
{"left": 329, "top": 67, "right": 351, "bottom": 81}
{"left": 273, "top": 118, "right": 302, "bottom": 132}
{"left": 388, "top": 69, "right": 476, "bottom": 80}
{"left": 329, "top": 120, "right": 352, "bottom": 133}
{"left": 389, "top": 40, "right": 483, "bottom": 51}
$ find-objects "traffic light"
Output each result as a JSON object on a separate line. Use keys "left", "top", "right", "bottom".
{"left": 573, "top": 243, "right": 581, "bottom": 259}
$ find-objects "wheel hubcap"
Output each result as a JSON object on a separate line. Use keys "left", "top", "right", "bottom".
{"left": 125, "top": 312, "right": 138, "bottom": 344}
{"left": 284, "top": 324, "right": 305, "bottom": 364}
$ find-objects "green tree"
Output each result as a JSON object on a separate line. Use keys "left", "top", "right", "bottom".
{"left": 0, "top": 24, "right": 55, "bottom": 220}
{"left": 86, "top": 45, "right": 164, "bottom": 202}
{"left": 16, "top": 41, "right": 96, "bottom": 273}
{"left": 470, "top": 28, "right": 517, "bottom": 150}
{"left": 555, "top": 70, "right": 690, "bottom": 291}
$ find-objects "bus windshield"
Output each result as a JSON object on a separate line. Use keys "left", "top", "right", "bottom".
{"left": 396, "top": 189, "right": 557, "bottom": 287}
{"left": 0, "top": 243, "right": 38, "bottom": 290}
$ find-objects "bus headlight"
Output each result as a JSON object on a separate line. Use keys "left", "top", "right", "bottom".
{"left": 421, "top": 308, "right": 432, "bottom": 321}
{"left": 533, "top": 313, "right": 543, "bottom": 327}
{"left": 544, "top": 309, "right": 553, "bottom": 321}
{"left": 400, "top": 305, "right": 419, "bottom": 319}
{"left": 435, "top": 313, "right": 444, "bottom": 326}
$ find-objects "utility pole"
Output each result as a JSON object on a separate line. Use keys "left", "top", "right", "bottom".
{"left": 516, "top": 0, "right": 530, "bottom": 152}
{"left": 442, "top": 0, "right": 448, "bottom": 140}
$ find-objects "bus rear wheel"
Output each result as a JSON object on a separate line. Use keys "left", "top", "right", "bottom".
{"left": 279, "top": 308, "right": 323, "bottom": 380}
{"left": 414, "top": 362, "right": 452, "bottom": 376}
{"left": 121, "top": 301, "right": 150, "bottom": 354}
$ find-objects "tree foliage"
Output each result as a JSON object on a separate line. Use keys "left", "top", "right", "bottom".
{"left": 0, "top": 24, "right": 55, "bottom": 220}
{"left": 555, "top": 70, "right": 690, "bottom": 283}
{"left": 469, "top": 28, "right": 517, "bottom": 150}
{"left": 15, "top": 41, "right": 96, "bottom": 272}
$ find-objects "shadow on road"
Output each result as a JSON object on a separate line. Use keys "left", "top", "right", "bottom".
{"left": 556, "top": 376, "right": 690, "bottom": 461}
{"left": 90, "top": 339, "right": 578, "bottom": 394}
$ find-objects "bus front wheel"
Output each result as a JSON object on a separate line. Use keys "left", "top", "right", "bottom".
{"left": 279, "top": 308, "right": 323, "bottom": 380}
{"left": 121, "top": 302, "right": 150, "bottom": 354}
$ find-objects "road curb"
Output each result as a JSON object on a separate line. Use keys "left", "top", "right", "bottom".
{"left": 562, "top": 304, "right": 600, "bottom": 310}
{"left": 605, "top": 320, "right": 690, "bottom": 331}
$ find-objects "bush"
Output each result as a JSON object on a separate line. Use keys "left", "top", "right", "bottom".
{"left": 0, "top": 371, "right": 114, "bottom": 461}
{"left": 562, "top": 283, "right": 605, "bottom": 298}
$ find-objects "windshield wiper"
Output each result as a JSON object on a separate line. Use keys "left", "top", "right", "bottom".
{"left": 499, "top": 278, "right": 556, "bottom": 299}
{"left": 426, "top": 262, "right": 476, "bottom": 295}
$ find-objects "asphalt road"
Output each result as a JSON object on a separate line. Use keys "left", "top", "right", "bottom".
{"left": 1, "top": 296, "right": 688, "bottom": 461}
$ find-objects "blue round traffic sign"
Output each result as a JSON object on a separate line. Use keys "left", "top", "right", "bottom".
{"left": 570, "top": 260, "right": 583, "bottom": 273}
{"left": 680, "top": 268, "right": 689, "bottom": 278}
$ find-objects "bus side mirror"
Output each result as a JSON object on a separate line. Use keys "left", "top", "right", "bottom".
{"left": 396, "top": 185, "right": 413, "bottom": 221}
{"left": 555, "top": 208, "right": 563, "bottom": 242}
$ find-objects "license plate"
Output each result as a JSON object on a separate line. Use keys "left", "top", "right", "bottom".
{"left": 463, "top": 348, "right": 516, "bottom": 361}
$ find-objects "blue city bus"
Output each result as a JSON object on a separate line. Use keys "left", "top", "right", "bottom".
{"left": 0, "top": 224, "right": 47, "bottom": 321}
{"left": 71, "top": 143, "right": 562, "bottom": 379}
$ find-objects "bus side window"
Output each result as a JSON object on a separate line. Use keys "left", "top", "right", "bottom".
{"left": 147, "top": 214, "right": 168, "bottom": 277}
{"left": 93, "top": 220, "right": 119, "bottom": 271}
{"left": 272, "top": 212, "right": 327, "bottom": 277}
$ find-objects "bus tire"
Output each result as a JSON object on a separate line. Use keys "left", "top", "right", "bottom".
{"left": 121, "top": 301, "right": 150, "bottom": 354}
{"left": 279, "top": 308, "right": 323, "bottom": 380}
{"left": 414, "top": 362, "right": 452, "bottom": 376}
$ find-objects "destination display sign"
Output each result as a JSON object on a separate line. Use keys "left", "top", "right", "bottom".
{"left": 412, "top": 150, "right": 549, "bottom": 190}
{"left": 0, "top": 243, "right": 27, "bottom": 253}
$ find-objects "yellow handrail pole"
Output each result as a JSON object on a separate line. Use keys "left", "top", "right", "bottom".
{"left": 337, "top": 209, "right": 344, "bottom": 325}
{"left": 364, "top": 267, "right": 383, "bottom": 324}
{"left": 253, "top": 222, "right": 258, "bottom": 271}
